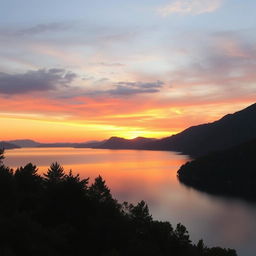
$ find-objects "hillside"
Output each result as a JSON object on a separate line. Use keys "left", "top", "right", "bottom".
{"left": 0, "top": 141, "right": 20, "bottom": 149}
{"left": 94, "top": 103, "right": 256, "bottom": 156}
{"left": 177, "top": 138, "right": 256, "bottom": 200}
{"left": 7, "top": 139, "right": 40, "bottom": 148}
{"left": 4, "top": 103, "right": 256, "bottom": 156}
{"left": 97, "top": 136, "right": 157, "bottom": 149}
{"left": 3, "top": 140, "right": 103, "bottom": 149}
{"left": 153, "top": 103, "right": 256, "bottom": 156}
{"left": 0, "top": 151, "right": 237, "bottom": 256}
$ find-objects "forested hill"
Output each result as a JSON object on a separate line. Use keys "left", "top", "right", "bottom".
{"left": 0, "top": 150, "right": 236, "bottom": 256}
{"left": 177, "top": 138, "right": 256, "bottom": 201}
{"left": 97, "top": 136, "right": 157, "bottom": 149}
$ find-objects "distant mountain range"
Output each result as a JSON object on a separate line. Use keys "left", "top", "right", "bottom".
{"left": 97, "top": 136, "right": 157, "bottom": 149}
{"left": 0, "top": 141, "right": 20, "bottom": 149}
{"left": 1, "top": 139, "right": 103, "bottom": 149}
{"left": 8, "top": 139, "right": 41, "bottom": 148}
{"left": 2, "top": 103, "right": 256, "bottom": 157}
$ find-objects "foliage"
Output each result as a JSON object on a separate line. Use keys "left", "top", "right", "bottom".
{"left": 0, "top": 152, "right": 237, "bottom": 256}
{"left": 178, "top": 138, "right": 256, "bottom": 201}
{"left": 0, "top": 148, "right": 5, "bottom": 165}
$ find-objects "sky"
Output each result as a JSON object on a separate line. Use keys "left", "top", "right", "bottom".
{"left": 0, "top": 0, "right": 256, "bottom": 142}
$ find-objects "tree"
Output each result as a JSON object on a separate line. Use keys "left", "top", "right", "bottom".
{"left": 89, "top": 176, "right": 112, "bottom": 202}
{"left": 197, "top": 239, "right": 206, "bottom": 255}
{"left": 0, "top": 165, "right": 15, "bottom": 214}
{"left": 44, "top": 162, "right": 65, "bottom": 184}
{"left": 63, "top": 169, "right": 89, "bottom": 194}
{"left": 130, "top": 200, "right": 152, "bottom": 224}
{"left": 174, "top": 223, "right": 191, "bottom": 246}
{"left": 15, "top": 163, "right": 42, "bottom": 212}
{"left": 0, "top": 148, "right": 5, "bottom": 165}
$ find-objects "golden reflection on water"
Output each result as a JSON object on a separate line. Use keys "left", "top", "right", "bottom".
{"left": 5, "top": 148, "right": 188, "bottom": 205}
{"left": 4, "top": 147, "right": 256, "bottom": 256}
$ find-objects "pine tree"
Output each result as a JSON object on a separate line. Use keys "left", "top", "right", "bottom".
{"left": 44, "top": 162, "right": 65, "bottom": 184}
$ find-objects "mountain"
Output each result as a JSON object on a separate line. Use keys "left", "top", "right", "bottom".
{"left": 74, "top": 141, "right": 104, "bottom": 148}
{"left": 0, "top": 141, "right": 20, "bottom": 149}
{"left": 93, "top": 103, "right": 256, "bottom": 156}
{"left": 8, "top": 139, "right": 40, "bottom": 148}
{"left": 177, "top": 138, "right": 256, "bottom": 201}
{"left": 5, "top": 140, "right": 103, "bottom": 149}
{"left": 147, "top": 102, "right": 256, "bottom": 156}
{"left": 4, "top": 102, "right": 256, "bottom": 155}
{"left": 38, "top": 141, "right": 103, "bottom": 148}
{"left": 38, "top": 142, "right": 80, "bottom": 148}
{"left": 97, "top": 136, "right": 158, "bottom": 149}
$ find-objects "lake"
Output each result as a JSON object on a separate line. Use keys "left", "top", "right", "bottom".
{"left": 4, "top": 147, "right": 256, "bottom": 256}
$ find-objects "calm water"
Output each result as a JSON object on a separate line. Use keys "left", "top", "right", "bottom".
{"left": 4, "top": 147, "right": 256, "bottom": 256}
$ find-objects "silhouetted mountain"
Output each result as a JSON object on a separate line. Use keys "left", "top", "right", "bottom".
{"left": 39, "top": 141, "right": 103, "bottom": 148}
{"left": 0, "top": 141, "right": 20, "bottom": 149}
{"left": 98, "top": 136, "right": 158, "bottom": 149}
{"left": 93, "top": 103, "right": 256, "bottom": 156}
{"left": 178, "top": 138, "right": 256, "bottom": 201}
{"left": 8, "top": 139, "right": 40, "bottom": 148}
{"left": 74, "top": 140, "right": 104, "bottom": 148}
{"left": 147, "top": 102, "right": 256, "bottom": 156}
{"left": 4, "top": 140, "right": 103, "bottom": 149}
{"left": 5, "top": 103, "right": 256, "bottom": 156}
{"left": 37, "top": 142, "right": 80, "bottom": 148}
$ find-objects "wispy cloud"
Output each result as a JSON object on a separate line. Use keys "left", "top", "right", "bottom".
{"left": 71, "top": 80, "right": 165, "bottom": 98}
{"left": 18, "top": 23, "right": 71, "bottom": 36}
{"left": 107, "top": 80, "right": 164, "bottom": 96}
{"left": 157, "top": 0, "right": 223, "bottom": 16}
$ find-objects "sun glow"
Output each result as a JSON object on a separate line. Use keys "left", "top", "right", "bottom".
{"left": 0, "top": 116, "right": 172, "bottom": 142}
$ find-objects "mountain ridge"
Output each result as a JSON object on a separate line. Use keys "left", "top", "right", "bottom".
{"left": 93, "top": 102, "right": 256, "bottom": 156}
{"left": 3, "top": 102, "right": 256, "bottom": 156}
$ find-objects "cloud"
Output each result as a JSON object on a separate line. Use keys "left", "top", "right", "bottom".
{"left": 18, "top": 23, "right": 71, "bottom": 36}
{"left": 105, "top": 80, "right": 164, "bottom": 96}
{"left": 168, "top": 30, "right": 256, "bottom": 100}
{"left": 90, "top": 62, "right": 125, "bottom": 67}
{"left": 158, "top": 0, "right": 223, "bottom": 16}
{"left": 0, "top": 68, "right": 77, "bottom": 94}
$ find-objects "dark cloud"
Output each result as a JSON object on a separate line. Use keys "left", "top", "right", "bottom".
{"left": 106, "top": 80, "right": 164, "bottom": 96}
{"left": 0, "top": 68, "right": 77, "bottom": 94}
{"left": 54, "top": 80, "right": 164, "bottom": 99}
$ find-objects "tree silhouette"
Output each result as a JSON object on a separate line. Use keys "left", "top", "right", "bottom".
{"left": 44, "top": 162, "right": 65, "bottom": 184}
{"left": 89, "top": 175, "right": 112, "bottom": 202}
{"left": 0, "top": 148, "right": 4, "bottom": 165}
{"left": 0, "top": 165, "right": 15, "bottom": 214}
{"left": 174, "top": 223, "right": 191, "bottom": 245}
{"left": 0, "top": 157, "right": 237, "bottom": 256}
{"left": 130, "top": 200, "right": 152, "bottom": 224}
{"left": 15, "top": 163, "right": 42, "bottom": 212}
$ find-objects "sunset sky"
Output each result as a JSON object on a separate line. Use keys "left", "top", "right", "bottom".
{"left": 1, "top": 0, "right": 256, "bottom": 142}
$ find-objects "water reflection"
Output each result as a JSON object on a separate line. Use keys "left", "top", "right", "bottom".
{"left": 4, "top": 148, "right": 256, "bottom": 256}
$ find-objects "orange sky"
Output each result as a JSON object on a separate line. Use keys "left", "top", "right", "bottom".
{"left": 1, "top": 1, "right": 256, "bottom": 142}
{"left": 1, "top": 94, "right": 254, "bottom": 142}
